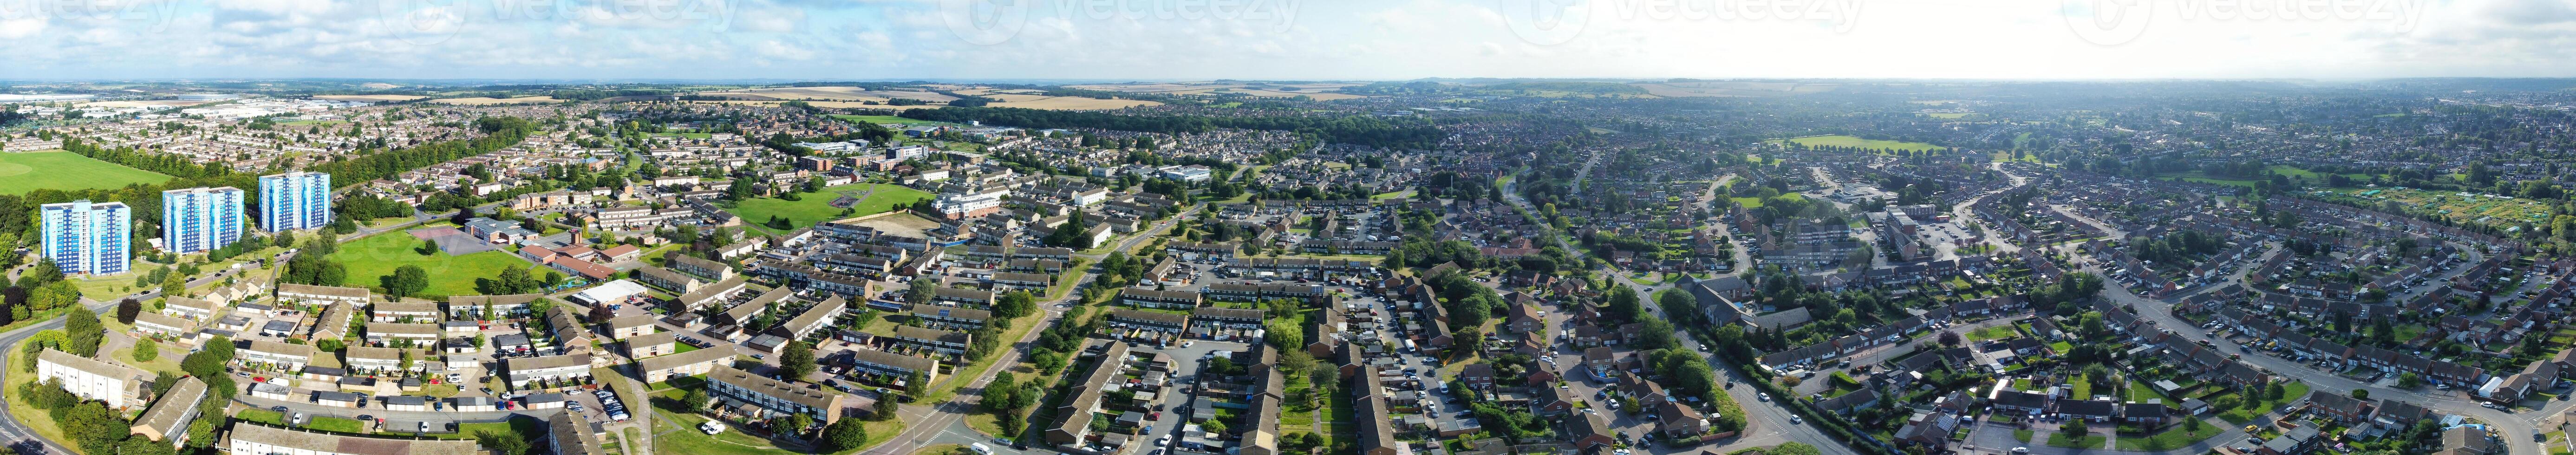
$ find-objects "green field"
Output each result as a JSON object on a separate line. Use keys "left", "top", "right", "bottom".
{"left": 1768, "top": 135, "right": 1946, "bottom": 152}
{"left": 729, "top": 183, "right": 935, "bottom": 235}
{"left": 1920, "top": 112, "right": 1976, "bottom": 119}
{"left": 652, "top": 132, "right": 715, "bottom": 139}
{"left": 2319, "top": 187, "right": 2550, "bottom": 226}
{"left": 831, "top": 114, "right": 964, "bottom": 126}
{"left": 329, "top": 226, "right": 534, "bottom": 298}
{"left": 0, "top": 151, "right": 173, "bottom": 195}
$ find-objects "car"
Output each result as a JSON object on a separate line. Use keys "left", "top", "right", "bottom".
{"left": 1156, "top": 436, "right": 1172, "bottom": 447}
{"left": 1758, "top": 393, "right": 1770, "bottom": 402}
{"left": 2011, "top": 448, "right": 2030, "bottom": 454}
{"left": 567, "top": 402, "right": 585, "bottom": 412}
{"left": 358, "top": 415, "right": 374, "bottom": 422}
{"left": 1789, "top": 416, "right": 1802, "bottom": 424}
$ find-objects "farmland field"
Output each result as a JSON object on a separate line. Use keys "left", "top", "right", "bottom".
{"left": 831, "top": 115, "right": 965, "bottom": 126}
{"left": 1769, "top": 135, "right": 1946, "bottom": 152}
{"left": 329, "top": 225, "right": 534, "bottom": 298}
{"left": 428, "top": 96, "right": 561, "bottom": 105}
{"left": 314, "top": 94, "right": 430, "bottom": 102}
{"left": 989, "top": 96, "right": 1164, "bottom": 110}
{"left": 730, "top": 183, "right": 935, "bottom": 235}
{"left": 0, "top": 151, "right": 173, "bottom": 195}
{"left": 2316, "top": 187, "right": 2550, "bottom": 226}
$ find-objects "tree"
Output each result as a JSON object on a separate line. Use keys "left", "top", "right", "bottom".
{"left": 985, "top": 373, "right": 1020, "bottom": 413}
{"left": 2351, "top": 389, "right": 2369, "bottom": 400}
{"left": 1938, "top": 330, "right": 1963, "bottom": 347}
{"left": 132, "top": 340, "right": 158, "bottom": 362}
{"left": 158, "top": 272, "right": 185, "bottom": 300}
{"left": 1604, "top": 285, "right": 1643, "bottom": 321}
{"left": 780, "top": 341, "right": 818, "bottom": 381}
{"left": 62, "top": 306, "right": 102, "bottom": 356}
{"left": 820, "top": 418, "right": 869, "bottom": 452}
{"left": 1654, "top": 289, "right": 1700, "bottom": 325}
{"left": 678, "top": 388, "right": 711, "bottom": 410}
{"left": 872, "top": 395, "right": 900, "bottom": 420}
{"left": 905, "top": 372, "right": 928, "bottom": 400}
{"left": 114, "top": 298, "right": 140, "bottom": 324}
{"left": 2397, "top": 372, "right": 2422, "bottom": 388}
{"left": 386, "top": 265, "right": 430, "bottom": 299}
{"left": 1631, "top": 316, "right": 1676, "bottom": 350}
{"left": 476, "top": 430, "right": 532, "bottom": 455}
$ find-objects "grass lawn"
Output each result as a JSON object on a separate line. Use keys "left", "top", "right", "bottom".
{"left": 2069, "top": 374, "right": 2093, "bottom": 398}
{"left": 0, "top": 151, "right": 172, "bottom": 195}
{"left": 109, "top": 342, "right": 185, "bottom": 375}
{"left": 2014, "top": 429, "right": 2034, "bottom": 442}
{"left": 2, "top": 359, "right": 72, "bottom": 450}
{"left": 237, "top": 409, "right": 285, "bottom": 425}
{"left": 2049, "top": 341, "right": 2075, "bottom": 353}
{"left": 329, "top": 226, "right": 532, "bottom": 298}
{"left": 922, "top": 310, "right": 1047, "bottom": 403}
{"left": 1966, "top": 325, "right": 2018, "bottom": 341}
{"left": 2011, "top": 378, "right": 2034, "bottom": 391}
{"left": 651, "top": 391, "right": 802, "bottom": 455}
{"left": 307, "top": 416, "right": 366, "bottom": 433}
{"left": 2046, "top": 432, "right": 2106, "bottom": 448}
{"left": 831, "top": 114, "right": 965, "bottom": 126}
{"left": 2118, "top": 419, "right": 2225, "bottom": 451}
{"left": 1767, "top": 135, "right": 1946, "bottom": 152}
{"left": 913, "top": 444, "right": 968, "bottom": 455}
{"left": 2126, "top": 380, "right": 2170, "bottom": 403}
{"left": 730, "top": 183, "right": 934, "bottom": 235}
{"left": 673, "top": 342, "right": 701, "bottom": 355}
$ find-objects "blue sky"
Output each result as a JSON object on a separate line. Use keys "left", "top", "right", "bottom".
{"left": 0, "top": 0, "right": 2561, "bottom": 81}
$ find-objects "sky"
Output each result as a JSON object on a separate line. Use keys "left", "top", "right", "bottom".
{"left": 0, "top": 0, "right": 2567, "bottom": 81}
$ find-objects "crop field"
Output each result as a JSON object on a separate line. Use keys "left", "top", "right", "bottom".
{"left": 1770, "top": 135, "right": 1947, "bottom": 152}
{"left": 698, "top": 86, "right": 886, "bottom": 101}
{"left": 2320, "top": 187, "right": 2551, "bottom": 226}
{"left": 1213, "top": 88, "right": 1370, "bottom": 100}
{"left": 989, "top": 96, "right": 1164, "bottom": 110}
{"left": 428, "top": 96, "right": 561, "bottom": 105}
{"left": 0, "top": 151, "right": 172, "bottom": 194}
{"left": 313, "top": 94, "right": 429, "bottom": 102}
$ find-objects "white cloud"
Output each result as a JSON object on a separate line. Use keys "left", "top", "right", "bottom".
{"left": 1, "top": 0, "right": 2574, "bottom": 79}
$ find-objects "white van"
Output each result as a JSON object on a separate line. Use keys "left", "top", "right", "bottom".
{"left": 971, "top": 443, "right": 995, "bottom": 455}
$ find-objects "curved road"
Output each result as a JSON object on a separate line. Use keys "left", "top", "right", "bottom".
{"left": 0, "top": 260, "right": 257, "bottom": 453}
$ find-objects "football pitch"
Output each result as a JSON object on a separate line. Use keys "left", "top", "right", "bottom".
{"left": 0, "top": 151, "right": 173, "bottom": 195}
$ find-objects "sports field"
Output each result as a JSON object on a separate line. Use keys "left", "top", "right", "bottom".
{"left": 1770, "top": 135, "right": 1947, "bottom": 152}
{"left": 329, "top": 226, "right": 533, "bottom": 298}
{"left": 731, "top": 183, "right": 936, "bottom": 234}
{"left": 0, "top": 151, "right": 173, "bottom": 195}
